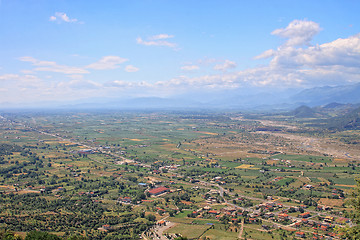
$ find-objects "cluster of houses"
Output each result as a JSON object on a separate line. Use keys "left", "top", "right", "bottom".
{"left": 188, "top": 206, "right": 241, "bottom": 220}
{"left": 157, "top": 164, "right": 181, "bottom": 171}
{"left": 204, "top": 189, "right": 221, "bottom": 204}
{"left": 77, "top": 149, "right": 95, "bottom": 154}
{"left": 148, "top": 186, "right": 170, "bottom": 196}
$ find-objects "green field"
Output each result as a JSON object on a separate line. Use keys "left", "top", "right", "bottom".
{"left": 0, "top": 110, "right": 359, "bottom": 240}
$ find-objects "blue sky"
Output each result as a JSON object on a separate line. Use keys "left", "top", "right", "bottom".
{"left": 0, "top": 0, "right": 360, "bottom": 104}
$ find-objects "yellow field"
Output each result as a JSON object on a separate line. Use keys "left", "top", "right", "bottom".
{"left": 266, "top": 160, "right": 278, "bottom": 165}
{"left": 318, "top": 198, "right": 344, "bottom": 207}
{"left": 160, "top": 143, "right": 177, "bottom": 151}
{"left": 0, "top": 185, "right": 15, "bottom": 190}
{"left": 335, "top": 184, "right": 356, "bottom": 188}
{"left": 235, "top": 164, "right": 254, "bottom": 169}
{"left": 333, "top": 158, "right": 348, "bottom": 164}
{"left": 196, "top": 131, "right": 218, "bottom": 135}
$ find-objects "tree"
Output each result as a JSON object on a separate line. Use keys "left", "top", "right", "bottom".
{"left": 338, "top": 179, "right": 360, "bottom": 239}
{"left": 0, "top": 229, "right": 22, "bottom": 240}
{"left": 67, "top": 236, "right": 87, "bottom": 240}
{"left": 25, "top": 231, "right": 62, "bottom": 240}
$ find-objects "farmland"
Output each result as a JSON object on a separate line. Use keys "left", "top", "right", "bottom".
{"left": 0, "top": 110, "right": 359, "bottom": 239}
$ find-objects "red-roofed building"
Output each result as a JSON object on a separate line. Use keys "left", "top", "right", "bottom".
{"left": 118, "top": 196, "right": 132, "bottom": 204}
{"left": 295, "top": 232, "right": 305, "bottom": 238}
{"left": 299, "top": 212, "right": 311, "bottom": 218}
{"left": 148, "top": 186, "right": 170, "bottom": 196}
{"left": 278, "top": 213, "right": 289, "bottom": 221}
{"left": 102, "top": 224, "right": 111, "bottom": 230}
{"left": 208, "top": 210, "right": 218, "bottom": 214}
{"left": 320, "top": 225, "right": 328, "bottom": 231}
{"left": 249, "top": 218, "right": 257, "bottom": 223}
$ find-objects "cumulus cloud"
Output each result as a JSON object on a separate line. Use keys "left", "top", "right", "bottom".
{"left": 246, "top": 20, "right": 360, "bottom": 88}
{"left": 155, "top": 31, "right": 360, "bottom": 89}
{"left": 86, "top": 56, "right": 128, "bottom": 70}
{"left": 124, "top": 65, "right": 139, "bottom": 72}
{"left": 271, "top": 19, "right": 321, "bottom": 47}
{"left": 213, "top": 60, "right": 237, "bottom": 71}
{"left": 49, "top": 12, "right": 81, "bottom": 23}
{"left": 181, "top": 65, "right": 200, "bottom": 71}
{"left": 136, "top": 34, "right": 177, "bottom": 48}
{"left": 269, "top": 35, "right": 360, "bottom": 69}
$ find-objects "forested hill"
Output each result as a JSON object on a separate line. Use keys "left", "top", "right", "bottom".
{"left": 290, "top": 105, "right": 318, "bottom": 118}
{"left": 325, "top": 106, "right": 360, "bottom": 130}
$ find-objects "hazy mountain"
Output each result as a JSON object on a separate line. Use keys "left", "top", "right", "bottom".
{"left": 63, "top": 83, "right": 360, "bottom": 110}
{"left": 2, "top": 83, "right": 360, "bottom": 111}
{"left": 290, "top": 105, "right": 317, "bottom": 118}
{"left": 60, "top": 97, "right": 206, "bottom": 110}
{"left": 290, "top": 83, "right": 360, "bottom": 106}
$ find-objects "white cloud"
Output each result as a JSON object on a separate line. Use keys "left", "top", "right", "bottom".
{"left": 269, "top": 35, "right": 360, "bottom": 69}
{"left": 107, "top": 80, "right": 151, "bottom": 88}
{"left": 271, "top": 19, "right": 321, "bottom": 47}
{"left": 150, "top": 34, "right": 174, "bottom": 40}
{"left": 153, "top": 73, "right": 240, "bottom": 90}
{"left": 181, "top": 65, "right": 199, "bottom": 71}
{"left": 136, "top": 34, "right": 177, "bottom": 48}
{"left": 213, "top": 60, "right": 237, "bottom": 71}
{"left": 86, "top": 56, "right": 128, "bottom": 70}
{"left": 244, "top": 20, "right": 360, "bottom": 88}
{"left": 19, "top": 56, "right": 89, "bottom": 74}
{"left": 0, "top": 74, "right": 20, "bottom": 81}
{"left": 49, "top": 12, "right": 81, "bottom": 23}
{"left": 57, "top": 79, "right": 101, "bottom": 89}
{"left": 5, "top": 20, "right": 360, "bottom": 104}
{"left": 154, "top": 32, "right": 360, "bottom": 89}
{"left": 0, "top": 74, "right": 44, "bottom": 91}
{"left": 125, "top": 65, "right": 139, "bottom": 72}
{"left": 254, "top": 49, "right": 276, "bottom": 60}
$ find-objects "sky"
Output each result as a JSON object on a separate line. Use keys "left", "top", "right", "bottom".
{"left": 0, "top": 0, "right": 360, "bottom": 105}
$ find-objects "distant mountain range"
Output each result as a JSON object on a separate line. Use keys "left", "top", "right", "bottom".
{"left": 290, "top": 83, "right": 360, "bottom": 106}
{"left": 2, "top": 83, "right": 360, "bottom": 111}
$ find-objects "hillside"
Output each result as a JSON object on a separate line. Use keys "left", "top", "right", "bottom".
{"left": 291, "top": 105, "right": 318, "bottom": 118}
{"left": 326, "top": 106, "right": 360, "bottom": 130}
